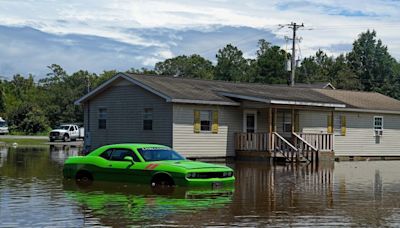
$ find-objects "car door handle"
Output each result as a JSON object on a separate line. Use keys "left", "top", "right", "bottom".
{"left": 109, "top": 164, "right": 112, "bottom": 167}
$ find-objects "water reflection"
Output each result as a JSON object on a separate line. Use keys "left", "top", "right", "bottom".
{"left": 1, "top": 146, "right": 400, "bottom": 227}
{"left": 63, "top": 181, "right": 233, "bottom": 227}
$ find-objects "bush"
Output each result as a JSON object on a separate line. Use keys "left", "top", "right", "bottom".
{"left": 7, "top": 103, "right": 49, "bottom": 135}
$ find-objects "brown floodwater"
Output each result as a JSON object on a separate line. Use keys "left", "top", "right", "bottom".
{"left": 1, "top": 145, "right": 400, "bottom": 227}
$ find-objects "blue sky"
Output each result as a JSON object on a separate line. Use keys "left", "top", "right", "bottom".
{"left": 0, "top": 0, "right": 399, "bottom": 79}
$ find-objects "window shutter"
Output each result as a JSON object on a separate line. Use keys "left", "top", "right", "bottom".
{"left": 341, "top": 116, "right": 346, "bottom": 136}
{"left": 327, "top": 115, "right": 333, "bottom": 133}
{"left": 294, "top": 111, "right": 300, "bottom": 132}
{"left": 194, "top": 110, "right": 200, "bottom": 133}
{"left": 212, "top": 111, "right": 219, "bottom": 134}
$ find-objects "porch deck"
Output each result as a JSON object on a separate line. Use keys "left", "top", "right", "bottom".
{"left": 235, "top": 132, "right": 333, "bottom": 163}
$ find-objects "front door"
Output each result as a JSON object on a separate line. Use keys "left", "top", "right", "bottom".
{"left": 243, "top": 110, "right": 257, "bottom": 133}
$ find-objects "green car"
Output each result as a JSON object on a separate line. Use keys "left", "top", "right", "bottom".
{"left": 63, "top": 143, "right": 235, "bottom": 187}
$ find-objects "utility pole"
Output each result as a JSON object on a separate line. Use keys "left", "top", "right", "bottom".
{"left": 280, "top": 22, "right": 304, "bottom": 86}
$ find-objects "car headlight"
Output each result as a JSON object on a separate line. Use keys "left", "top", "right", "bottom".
{"left": 186, "top": 173, "right": 196, "bottom": 178}
{"left": 223, "top": 171, "right": 233, "bottom": 177}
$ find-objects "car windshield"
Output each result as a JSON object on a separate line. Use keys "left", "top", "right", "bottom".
{"left": 0, "top": 122, "right": 7, "bottom": 127}
{"left": 56, "top": 125, "right": 70, "bottom": 130}
{"left": 137, "top": 148, "right": 185, "bottom": 162}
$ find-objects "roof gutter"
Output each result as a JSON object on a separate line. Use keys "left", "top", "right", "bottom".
{"left": 335, "top": 107, "right": 400, "bottom": 115}
{"left": 218, "top": 92, "right": 345, "bottom": 108}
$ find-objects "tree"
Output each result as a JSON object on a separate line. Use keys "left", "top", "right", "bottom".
{"left": 155, "top": 54, "right": 214, "bottom": 79}
{"left": 0, "top": 80, "right": 5, "bottom": 115}
{"left": 297, "top": 50, "right": 332, "bottom": 83}
{"left": 7, "top": 103, "right": 49, "bottom": 134}
{"left": 347, "top": 30, "right": 399, "bottom": 96}
{"left": 214, "top": 44, "right": 250, "bottom": 82}
{"left": 250, "top": 39, "right": 289, "bottom": 84}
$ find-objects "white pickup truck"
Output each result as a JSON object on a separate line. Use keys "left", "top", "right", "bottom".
{"left": 49, "top": 124, "right": 84, "bottom": 142}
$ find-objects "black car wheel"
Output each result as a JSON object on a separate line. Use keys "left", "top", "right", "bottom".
{"left": 63, "top": 134, "right": 70, "bottom": 142}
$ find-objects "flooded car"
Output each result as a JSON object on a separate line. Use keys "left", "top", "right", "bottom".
{"left": 63, "top": 143, "right": 235, "bottom": 187}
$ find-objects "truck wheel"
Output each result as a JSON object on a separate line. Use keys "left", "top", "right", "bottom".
{"left": 63, "top": 134, "right": 70, "bottom": 142}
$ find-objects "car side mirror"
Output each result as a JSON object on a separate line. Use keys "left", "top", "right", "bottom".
{"left": 123, "top": 156, "right": 134, "bottom": 164}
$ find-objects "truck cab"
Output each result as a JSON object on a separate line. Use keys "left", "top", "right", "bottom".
{"left": 0, "top": 117, "right": 9, "bottom": 135}
{"left": 49, "top": 124, "right": 84, "bottom": 142}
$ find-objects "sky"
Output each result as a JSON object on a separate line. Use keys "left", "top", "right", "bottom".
{"left": 0, "top": 0, "right": 399, "bottom": 79}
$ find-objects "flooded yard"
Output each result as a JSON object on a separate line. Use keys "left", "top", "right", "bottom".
{"left": 1, "top": 146, "right": 400, "bottom": 227}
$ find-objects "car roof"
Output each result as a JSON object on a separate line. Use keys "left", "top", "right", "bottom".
{"left": 89, "top": 143, "right": 170, "bottom": 155}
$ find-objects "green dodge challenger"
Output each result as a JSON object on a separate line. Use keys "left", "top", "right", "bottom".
{"left": 63, "top": 143, "right": 235, "bottom": 187}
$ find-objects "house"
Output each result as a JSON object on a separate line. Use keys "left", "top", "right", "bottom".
{"left": 75, "top": 73, "right": 400, "bottom": 161}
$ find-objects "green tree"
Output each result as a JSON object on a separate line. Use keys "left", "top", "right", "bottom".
{"left": 214, "top": 44, "right": 250, "bottom": 82}
{"left": 347, "top": 30, "right": 399, "bottom": 96}
{"left": 250, "top": 39, "right": 289, "bottom": 84}
{"left": 155, "top": 54, "right": 214, "bottom": 79}
{"left": 0, "top": 80, "right": 5, "bottom": 115}
{"left": 7, "top": 103, "right": 49, "bottom": 134}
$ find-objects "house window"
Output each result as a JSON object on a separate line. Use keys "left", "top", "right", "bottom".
{"left": 282, "top": 112, "right": 292, "bottom": 132}
{"left": 334, "top": 115, "right": 342, "bottom": 136}
{"left": 98, "top": 108, "right": 107, "bottom": 129}
{"left": 373, "top": 116, "right": 383, "bottom": 136}
{"left": 143, "top": 108, "right": 153, "bottom": 130}
{"left": 200, "top": 111, "right": 212, "bottom": 131}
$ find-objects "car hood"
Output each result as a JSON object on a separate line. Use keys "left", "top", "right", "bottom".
{"left": 159, "top": 160, "right": 230, "bottom": 170}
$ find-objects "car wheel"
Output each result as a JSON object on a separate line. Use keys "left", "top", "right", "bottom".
{"left": 75, "top": 170, "right": 93, "bottom": 187}
{"left": 151, "top": 174, "right": 175, "bottom": 187}
{"left": 63, "top": 134, "right": 70, "bottom": 142}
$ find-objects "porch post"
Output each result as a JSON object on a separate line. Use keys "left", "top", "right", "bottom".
{"left": 291, "top": 108, "right": 295, "bottom": 133}
{"left": 268, "top": 107, "right": 272, "bottom": 151}
{"left": 273, "top": 108, "right": 277, "bottom": 132}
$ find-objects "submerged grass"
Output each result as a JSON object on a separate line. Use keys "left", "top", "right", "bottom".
{"left": 0, "top": 138, "right": 48, "bottom": 146}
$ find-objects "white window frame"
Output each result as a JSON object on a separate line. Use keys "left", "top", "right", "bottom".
{"left": 243, "top": 110, "right": 257, "bottom": 133}
{"left": 200, "top": 110, "right": 212, "bottom": 132}
{"left": 373, "top": 116, "right": 383, "bottom": 136}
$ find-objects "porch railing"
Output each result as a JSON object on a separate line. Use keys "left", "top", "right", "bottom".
{"left": 293, "top": 132, "right": 318, "bottom": 162}
{"left": 272, "top": 132, "right": 298, "bottom": 162}
{"left": 299, "top": 133, "right": 334, "bottom": 152}
{"left": 234, "top": 132, "right": 269, "bottom": 151}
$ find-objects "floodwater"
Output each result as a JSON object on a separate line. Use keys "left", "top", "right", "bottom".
{"left": 1, "top": 146, "right": 400, "bottom": 227}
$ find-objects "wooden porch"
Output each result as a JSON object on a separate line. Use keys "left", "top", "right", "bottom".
{"left": 235, "top": 106, "right": 334, "bottom": 163}
{"left": 235, "top": 132, "right": 333, "bottom": 163}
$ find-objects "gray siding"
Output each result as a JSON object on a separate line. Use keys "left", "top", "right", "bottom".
{"left": 84, "top": 80, "right": 172, "bottom": 150}
{"left": 172, "top": 104, "right": 242, "bottom": 157}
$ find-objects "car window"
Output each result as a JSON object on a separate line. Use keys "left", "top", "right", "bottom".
{"left": 100, "top": 149, "right": 113, "bottom": 160}
{"left": 137, "top": 148, "right": 185, "bottom": 161}
{"left": 68, "top": 126, "right": 73, "bottom": 131}
{"left": 101, "top": 148, "right": 141, "bottom": 162}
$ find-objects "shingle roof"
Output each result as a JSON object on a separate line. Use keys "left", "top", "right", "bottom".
{"left": 273, "top": 82, "right": 335, "bottom": 89}
{"left": 76, "top": 72, "right": 400, "bottom": 112}
{"left": 316, "top": 89, "right": 400, "bottom": 111}
{"left": 124, "top": 73, "right": 347, "bottom": 107}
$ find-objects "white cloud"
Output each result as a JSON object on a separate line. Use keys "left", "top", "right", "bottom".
{"left": 0, "top": 0, "right": 399, "bottom": 77}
